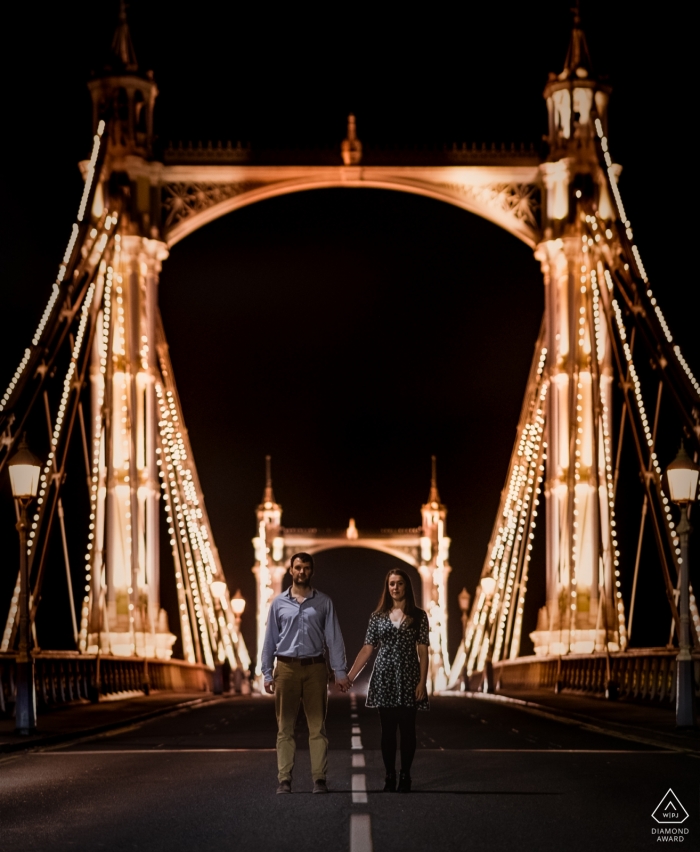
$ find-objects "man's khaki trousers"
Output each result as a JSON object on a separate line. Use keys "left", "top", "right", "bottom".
{"left": 274, "top": 660, "right": 329, "bottom": 782}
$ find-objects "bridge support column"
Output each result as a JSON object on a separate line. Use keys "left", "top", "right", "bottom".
{"left": 86, "top": 233, "right": 175, "bottom": 659}
{"left": 533, "top": 222, "right": 618, "bottom": 656}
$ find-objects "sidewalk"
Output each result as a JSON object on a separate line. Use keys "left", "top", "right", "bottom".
{"left": 0, "top": 692, "right": 217, "bottom": 754}
{"left": 475, "top": 687, "right": 700, "bottom": 752}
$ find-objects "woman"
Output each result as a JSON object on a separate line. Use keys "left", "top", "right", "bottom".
{"left": 347, "top": 569, "right": 429, "bottom": 793}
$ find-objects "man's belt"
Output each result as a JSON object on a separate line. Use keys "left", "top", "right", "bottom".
{"left": 276, "top": 655, "right": 325, "bottom": 666}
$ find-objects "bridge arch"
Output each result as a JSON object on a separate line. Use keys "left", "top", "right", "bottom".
{"left": 161, "top": 166, "right": 542, "bottom": 249}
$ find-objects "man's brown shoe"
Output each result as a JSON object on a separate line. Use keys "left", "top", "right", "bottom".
{"left": 276, "top": 780, "right": 292, "bottom": 794}
{"left": 312, "top": 779, "right": 329, "bottom": 794}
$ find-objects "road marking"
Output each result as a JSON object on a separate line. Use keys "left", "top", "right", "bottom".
{"left": 351, "top": 735, "right": 363, "bottom": 750}
{"left": 350, "top": 814, "right": 373, "bottom": 852}
{"left": 352, "top": 774, "right": 368, "bottom": 803}
{"left": 352, "top": 726, "right": 361, "bottom": 735}
{"left": 352, "top": 753, "right": 366, "bottom": 767}
{"left": 351, "top": 713, "right": 358, "bottom": 719}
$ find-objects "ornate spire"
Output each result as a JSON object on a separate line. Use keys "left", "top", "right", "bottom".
{"left": 262, "top": 455, "right": 276, "bottom": 506}
{"left": 561, "top": 1, "right": 592, "bottom": 79}
{"left": 108, "top": 0, "right": 138, "bottom": 73}
{"left": 427, "top": 455, "right": 442, "bottom": 506}
{"left": 341, "top": 114, "right": 362, "bottom": 165}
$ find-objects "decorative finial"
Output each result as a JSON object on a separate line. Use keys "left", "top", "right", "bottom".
{"left": 263, "top": 455, "right": 276, "bottom": 505}
{"left": 571, "top": 0, "right": 581, "bottom": 27}
{"left": 109, "top": 0, "right": 138, "bottom": 73}
{"left": 341, "top": 114, "right": 362, "bottom": 165}
{"left": 428, "top": 455, "right": 441, "bottom": 505}
{"left": 562, "top": 0, "right": 592, "bottom": 78}
{"left": 346, "top": 518, "right": 359, "bottom": 540}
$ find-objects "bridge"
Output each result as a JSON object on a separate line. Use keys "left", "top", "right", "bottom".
{"left": 0, "top": 5, "right": 698, "bottom": 851}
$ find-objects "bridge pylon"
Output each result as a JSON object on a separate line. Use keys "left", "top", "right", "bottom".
{"left": 457, "top": 11, "right": 700, "bottom": 685}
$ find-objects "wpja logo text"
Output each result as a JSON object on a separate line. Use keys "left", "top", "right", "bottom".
{"left": 651, "top": 789, "right": 690, "bottom": 843}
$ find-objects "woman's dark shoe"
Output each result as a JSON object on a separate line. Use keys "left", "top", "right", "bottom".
{"left": 397, "top": 770, "right": 412, "bottom": 793}
{"left": 383, "top": 771, "right": 397, "bottom": 792}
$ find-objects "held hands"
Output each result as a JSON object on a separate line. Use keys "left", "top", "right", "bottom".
{"left": 415, "top": 681, "right": 427, "bottom": 702}
{"left": 336, "top": 676, "right": 352, "bottom": 693}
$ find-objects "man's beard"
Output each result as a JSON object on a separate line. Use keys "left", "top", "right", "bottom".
{"left": 295, "top": 576, "right": 310, "bottom": 588}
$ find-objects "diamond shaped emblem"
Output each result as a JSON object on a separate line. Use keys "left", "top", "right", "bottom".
{"left": 652, "top": 789, "right": 689, "bottom": 824}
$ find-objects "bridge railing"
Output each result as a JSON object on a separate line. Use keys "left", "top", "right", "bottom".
{"left": 467, "top": 650, "right": 700, "bottom": 705}
{"left": 0, "top": 652, "right": 213, "bottom": 714}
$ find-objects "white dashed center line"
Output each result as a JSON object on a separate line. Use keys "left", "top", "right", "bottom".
{"left": 349, "top": 693, "right": 369, "bottom": 843}
{"left": 351, "top": 773, "right": 368, "bottom": 803}
{"left": 350, "top": 814, "right": 373, "bottom": 852}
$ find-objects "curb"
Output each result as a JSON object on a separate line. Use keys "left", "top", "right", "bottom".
{"left": 448, "top": 690, "right": 700, "bottom": 755}
{"left": 0, "top": 694, "right": 220, "bottom": 756}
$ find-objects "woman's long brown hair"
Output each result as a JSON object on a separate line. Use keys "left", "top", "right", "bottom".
{"left": 375, "top": 568, "right": 419, "bottom": 623}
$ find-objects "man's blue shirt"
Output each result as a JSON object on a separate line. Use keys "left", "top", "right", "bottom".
{"left": 261, "top": 587, "right": 347, "bottom": 683}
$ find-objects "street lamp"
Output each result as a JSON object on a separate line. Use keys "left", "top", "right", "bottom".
{"left": 8, "top": 436, "right": 42, "bottom": 735}
{"left": 458, "top": 586, "right": 471, "bottom": 632}
{"left": 230, "top": 589, "right": 246, "bottom": 624}
{"left": 210, "top": 580, "right": 227, "bottom": 603}
{"left": 665, "top": 444, "right": 699, "bottom": 729}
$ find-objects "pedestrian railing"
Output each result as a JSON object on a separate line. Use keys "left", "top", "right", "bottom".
{"left": 0, "top": 652, "right": 213, "bottom": 714}
{"left": 467, "top": 649, "right": 700, "bottom": 705}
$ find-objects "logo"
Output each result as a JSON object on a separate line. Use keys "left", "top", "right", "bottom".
{"left": 652, "top": 789, "right": 689, "bottom": 825}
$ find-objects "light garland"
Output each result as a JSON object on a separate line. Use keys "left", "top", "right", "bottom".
{"left": 595, "top": 118, "right": 700, "bottom": 400}
{"left": 0, "top": 123, "right": 106, "bottom": 416}
{"left": 465, "top": 345, "right": 547, "bottom": 673}
{"left": 157, "top": 387, "right": 214, "bottom": 668}
{"left": 607, "top": 273, "right": 688, "bottom": 621}
{"left": 2, "top": 281, "right": 96, "bottom": 652}
{"left": 155, "top": 388, "right": 197, "bottom": 664}
{"left": 78, "top": 265, "right": 113, "bottom": 652}
{"left": 509, "top": 456, "right": 545, "bottom": 658}
{"left": 591, "top": 269, "right": 627, "bottom": 647}
{"left": 492, "top": 387, "right": 547, "bottom": 663}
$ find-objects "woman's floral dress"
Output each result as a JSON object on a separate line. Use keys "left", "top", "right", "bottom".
{"left": 364, "top": 609, "right": 430, "bottom": 710}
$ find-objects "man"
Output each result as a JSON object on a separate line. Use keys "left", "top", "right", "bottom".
{"left": 262, "top": 552, "right": 350, "bottom": 794}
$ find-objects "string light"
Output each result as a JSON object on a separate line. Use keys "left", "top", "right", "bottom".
{"left": 595, "top": 118, "right": 699, "bottom": 401}
{"left": 465, "top": 345, "right": 547, "bottom": 674}
{"left": 78, "top": 264, "right": 113, "bottom": 652}
{"left": 0, "top": 124, "right": 106, "bottom": 414}
{"left": 608, "top": 277, "right": 683, "bottom": 597}
{"left": 2, "top": 281, "right": 96, "bottom": 651}
{"left": 591, "top": 270, "right": 627, "bottom": 648}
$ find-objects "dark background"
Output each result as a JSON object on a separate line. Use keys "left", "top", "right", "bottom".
{"left": 0, "top": 2, "right": 696, "bottom": 662}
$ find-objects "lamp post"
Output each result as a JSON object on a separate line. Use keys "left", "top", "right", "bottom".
{"left": 666, "top": 445, "right": 699, "bottom": 729}
{"left": 8, "top": 436, "right": 42, "bottom": 735}
{"left": 479, "top": 577, "right": 496, "bottom": 692}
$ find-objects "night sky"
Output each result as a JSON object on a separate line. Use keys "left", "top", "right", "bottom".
{"left": 0, "top": 2, "right": 696, "bottom": 662}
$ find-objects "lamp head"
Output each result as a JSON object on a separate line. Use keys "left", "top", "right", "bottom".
{"left": 458, "top": 587, "right": 471, "bottom": 612}
{"left": 230, "top": 590, "right": 246, "bottom": 616}
{"left": 666, "top": 444, "right": 700, "bottom": 505}
{"left": 210, "top": 580, "right": 227, "bottom": 602}
{"left": 8, "top": 435, "right": 42, "bottom": 501}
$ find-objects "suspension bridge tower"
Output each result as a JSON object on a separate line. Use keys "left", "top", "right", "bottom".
{"left": 83, "top": 9, "right": 173, "bottom": 656}
{"left": 533, "top": 13, "right": 623, "bottom": 655}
